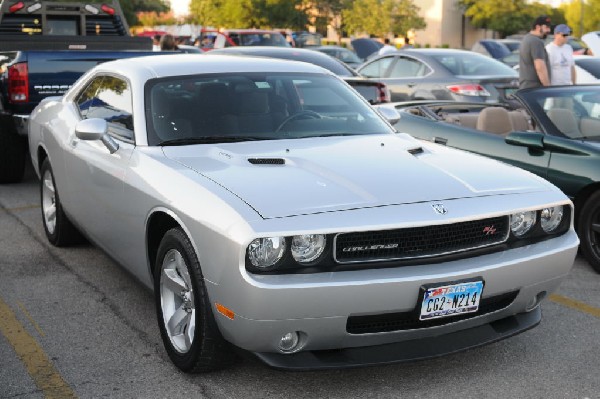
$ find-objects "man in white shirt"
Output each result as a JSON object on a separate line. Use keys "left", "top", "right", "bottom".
{"left": 378, "top": 38, "right": 397, "bottom": 55}
{"left": 545, "top": 24, "right": 576, "bottom": 85}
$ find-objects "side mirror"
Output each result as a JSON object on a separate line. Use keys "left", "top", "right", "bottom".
{"left": 75, "top": 118, "right": 119, "bottom": 154}
{"left": 376, "top": 105, "right": 401, "bottom": 125}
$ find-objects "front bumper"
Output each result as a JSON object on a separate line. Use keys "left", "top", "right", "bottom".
{"left": 205, "top": 229, "right": 578, "bottom": 367}
{"left": 254, "top": 307, "right": 541, "bottom": 370}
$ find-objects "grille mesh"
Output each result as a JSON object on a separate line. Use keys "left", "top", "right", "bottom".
{"left": 346, "top": 290, "right": 519, "bottom": 334}
{"left": 335, "top": 216, "right": 508, "bottom": 264}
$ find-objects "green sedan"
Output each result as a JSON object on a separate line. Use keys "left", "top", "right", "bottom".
{"left": 393, "top": 85, "right": 600, "bottom": 273}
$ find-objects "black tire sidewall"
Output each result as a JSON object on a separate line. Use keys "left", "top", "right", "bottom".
{"left": 578, "top": 191, "right": 600, "bottom": 273}
{"left": 153, "top": 228, "right": 210, "bottom": 372}
{"left": 40, "top": 159, "right": 60, "bottom": 245}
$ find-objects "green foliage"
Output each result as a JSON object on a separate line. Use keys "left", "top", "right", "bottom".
{"left": 342, "top": 0, "right": 425, "bottom": 37}
{"left": 562, "top": 0, "right": 600, "bottom": 37}
{"left": 458, "top": 0, "right": 552, "bottom": 38}
{"left": 189, "top": 0, "right": 307, "bottom": 29}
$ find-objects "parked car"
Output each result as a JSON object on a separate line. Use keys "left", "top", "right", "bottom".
{"left": 312, "top": 45, "right": 363, "bottom": 69}
{"left": 206, "top": 46, "right": 391, "bottom": 104}
{"left": 28, "top": 54, "right": 578, "bottom": 372}
{"left": 356, "top": 49, "right": 519, "bottom": 102}
{"left": 574, "top": 55, "right": 600, "bottom": 83}
{"left": 391, "top": 84, "right": 600, "bottom": 272}
{"left": 471, "top": 39, "right": 519, "bottom": 67}
{"left": 213, "top": 29, "right": 290, "bottom": 48}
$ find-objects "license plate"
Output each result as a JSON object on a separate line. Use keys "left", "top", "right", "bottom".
{"left": 419, "top": 280, "right": 484, "bottom": 321}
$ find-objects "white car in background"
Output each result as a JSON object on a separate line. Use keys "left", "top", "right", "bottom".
{"left": 28, "top": 54, "right": 579, "bottom": 372}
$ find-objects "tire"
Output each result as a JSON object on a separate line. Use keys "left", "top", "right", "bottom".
{"left": 578, "top": 191, "right": 600, "bottom": 273}
{"left": 0, "top": 120, "right": 27, "bottom": 184}
{"left": 154, "top": 228, "right": 236, "bottom": 372}
{"left": 40, "top": 158, "right": 83, "bottom": 246}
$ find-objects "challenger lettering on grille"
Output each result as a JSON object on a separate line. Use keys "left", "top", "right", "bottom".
{"left": 343, "top": 243, "right": 399, "bottom": 252}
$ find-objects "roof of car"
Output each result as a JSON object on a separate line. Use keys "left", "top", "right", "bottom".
{"left": 97, "top": 54, "right": 329, "bottom": 78}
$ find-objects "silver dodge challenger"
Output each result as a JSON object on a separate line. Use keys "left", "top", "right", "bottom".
{"left": 28, "top": 54, "right": 579, "bottom": 372}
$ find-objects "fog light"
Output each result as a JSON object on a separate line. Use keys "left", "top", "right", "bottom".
{"left": 526, "top": 291, "right": 547, "bottom": 311}
{"left": 279, "top": 332, "right": 300, "bottom": 352}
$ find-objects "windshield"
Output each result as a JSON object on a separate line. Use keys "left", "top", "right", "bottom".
{"left": 432, "top": 52, "right": 518, "bottom": 77}
{"left": 520, "top": 86, "right": 600, "bottom": 141}
{"left": 145, "top": 72, "right": 392, "bottom": 146}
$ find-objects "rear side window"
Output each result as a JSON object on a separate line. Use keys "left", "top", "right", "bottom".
{"left": 389, "top": 57, "right": 430, "bottom": 78}
{"left": 359, "top": 57, "right": 394, "bottom": 78}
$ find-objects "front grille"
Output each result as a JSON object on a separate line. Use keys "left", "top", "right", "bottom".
{"left": 335, "top": 216, "right": 509, "bottom": 264}
{"left": 347, "top": 290, "right": 519, "bottom": 334}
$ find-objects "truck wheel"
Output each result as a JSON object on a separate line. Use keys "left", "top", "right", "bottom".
{"left": 154, "top": 228, "right": 236, "bottom": 373}
{"left": 578, "top": 191, "right": 600, "bottom": 273}
{"left": 0, "top": 122, "right": 27, "bottom": 183}
{"left": 40, "top": 158, "right": 83, "bottom": 246}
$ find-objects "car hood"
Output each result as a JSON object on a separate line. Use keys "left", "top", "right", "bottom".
{"left": 162, "top": 134, "right": 550, "bottom": 219}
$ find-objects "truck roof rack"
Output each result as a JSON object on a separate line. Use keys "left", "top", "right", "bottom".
{"left": 0, "top": 1, "right": 130, "bottom": 36}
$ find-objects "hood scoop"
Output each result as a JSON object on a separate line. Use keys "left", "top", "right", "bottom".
{"left": 407, "top": 146, "right": 424, "bottom": 155}
{"left": 248, "top": 158, "right": 286, "bottom": 165}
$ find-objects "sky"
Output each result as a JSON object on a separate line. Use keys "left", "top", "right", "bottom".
{"left": 168, "top": 0, "right": 190, "bottom": 17}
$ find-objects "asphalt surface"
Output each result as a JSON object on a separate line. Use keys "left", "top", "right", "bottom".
{"left": 1, "top": 164, "right": 599, "bottom": 399}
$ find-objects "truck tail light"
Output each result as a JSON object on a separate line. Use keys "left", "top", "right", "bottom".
{"left": 376, "top": 82, "right": 391, "bottom": 103}
{"left": 101, "top": 4, "right": 115, "bottom": 15}
{"left": 446, "top": 84, "right": 490, "bottom": 97}
{"left": 9, "top": 2, "right": 25, "bottom": 13}
{"left": 7, "top": 63, "right": 29, "bottom": 103}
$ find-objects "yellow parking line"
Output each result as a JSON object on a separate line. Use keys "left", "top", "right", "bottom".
{"left": 4, "top": 204, "right": 41, "bottom": 212}
{"left": 17, "top": 301, "right": 46, "bottom": 337}
{"left": 550, "top": 294, "right": 600, "bottom": 319}
{"left": 0, "top": 296, "right": 77, "bottom": 399}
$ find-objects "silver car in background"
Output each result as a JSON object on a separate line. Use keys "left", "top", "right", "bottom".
{"left": 28, "top": 54, "right": 578, "bottom": 372}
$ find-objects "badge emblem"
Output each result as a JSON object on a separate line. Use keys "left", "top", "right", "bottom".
{"left": 432, "top": 204, "right": 448, "bottom": 215}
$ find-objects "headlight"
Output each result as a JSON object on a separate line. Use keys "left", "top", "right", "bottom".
{"left": 291, "top": 234, "right": 326, "bottom": 263}
{"left": 510, "top": 211, "right": 537, "bottom": 237}
{"left": 247, "top": 237, "right": 286, "bottom": 269}
{"left": 541, "top": 206, "right": 564, "bottom": 233}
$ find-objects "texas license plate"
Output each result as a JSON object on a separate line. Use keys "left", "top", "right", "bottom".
{"left": 419, "top": 280, "right": 484, "bottom": 321}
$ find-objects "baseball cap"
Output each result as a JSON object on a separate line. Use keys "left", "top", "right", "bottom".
{"left": 532, "top": 15, "right": 551, "bottom": 29}
{"left": 554, "top": 24, "right": 571, "bottom": 35}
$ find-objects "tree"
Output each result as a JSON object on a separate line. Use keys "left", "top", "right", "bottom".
{"left": 189, "top": 0, "right": 307, "bottom": 29}
{"left": 306, "top": 0, "right": 349, "bottom": 42}
{"left": 58, "top": 0, "right": 169, "bottom": 27}
{"left": 459, "top": 0, "right": 552, "bottom": 38}
{"left": 562, "top": 0, "right": 600, "bottom": 37}
{"left": 343, "top": 0, "right": 425, "bottom": 38}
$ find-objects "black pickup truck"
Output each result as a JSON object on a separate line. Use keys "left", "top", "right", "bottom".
{"left": 0, "top": 0, "right": 154, "bottom": 183}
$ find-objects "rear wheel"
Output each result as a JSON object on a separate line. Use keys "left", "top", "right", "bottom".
{"left": 154, "top": 228, "right": 235, "bottom": 372}
{"left": 40, "top": 158, "right": 83, "bottom": 246}
{"left": 578, "top": 191, "right": 600, "bottom": 273}
{"left": 0, "top": 121, "right": 27, "bottom": 184}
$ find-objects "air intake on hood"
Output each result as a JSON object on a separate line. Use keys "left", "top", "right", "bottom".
{"left": 407, "top": 147, "right": 424, "bottom": 155}
{"left": 248, "top": 158, "right": 285, "bottom": 165}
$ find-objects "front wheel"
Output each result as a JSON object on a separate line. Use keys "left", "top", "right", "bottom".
{"left": 40, "top": 158, "right": 83, "bottom": 246}
{"left": 154, "top": 228, "right": 235, "bottom": 372}
{"left": 578, "top": 191, "right": 600, "bottom": 273}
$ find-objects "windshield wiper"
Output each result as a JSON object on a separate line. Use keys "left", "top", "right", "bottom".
{"left": 159, "top": 136, "right": 270, "bottom": 146}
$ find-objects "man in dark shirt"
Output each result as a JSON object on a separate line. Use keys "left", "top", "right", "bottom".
{"left": 519, "top": 15, "right": 552, "bottom": 89}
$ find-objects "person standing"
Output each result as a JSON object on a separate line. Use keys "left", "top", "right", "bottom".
{"left": 378, "top": 38, "right": 397, "bottom": 55}
{"left": 546, "top": 24, "right": 576, "bottom": 85}
{"left": 519, "top": 15, "right": 552, "bottom": 89}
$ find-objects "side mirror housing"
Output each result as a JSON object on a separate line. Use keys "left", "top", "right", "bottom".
{"left": 75, "top": 118, "right": 119, "bottom": 154}
{"left": 376, "top": 105, "right": 401, "bottom": 125}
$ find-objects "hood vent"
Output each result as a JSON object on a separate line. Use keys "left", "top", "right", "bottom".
{"left": 248, "top": 158, "right": 285, "bottom": 165}
{"left": 407, "top": 147, "right": 424, "bottom": 155}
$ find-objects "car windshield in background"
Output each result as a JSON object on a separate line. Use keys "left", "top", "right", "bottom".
{"left": 432, "top": 52, "right": 518, "bottom": 77}
{"left": 232, "top": 32, "right": 289, "bottom": 47}
{"left": 145, "top": 72, "right": 392, "bottom": 146}
{"left": 519, "top": 86, "right": 600, "bottom": 141}
{"left": 575, "top": 58, "right": 600, "bottom": 79}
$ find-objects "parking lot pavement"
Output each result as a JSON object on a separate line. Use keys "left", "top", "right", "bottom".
{"left": 1, "top": 166, "right": 599, "bottom": 398}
